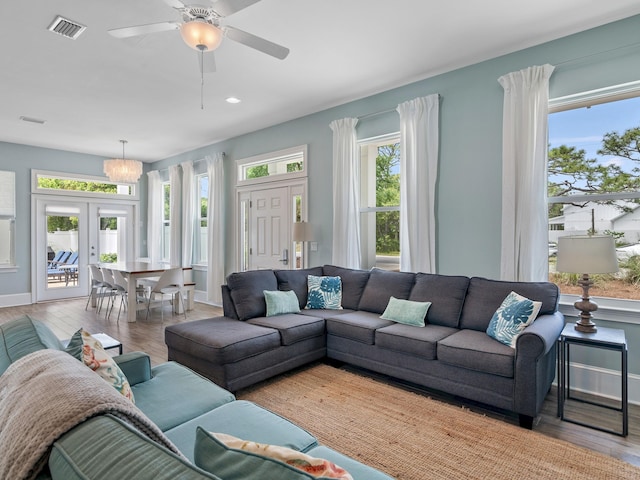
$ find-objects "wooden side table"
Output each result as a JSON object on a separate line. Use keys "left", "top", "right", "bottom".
{"left": 557, "top": 323, "right": 628, "bottom": 436}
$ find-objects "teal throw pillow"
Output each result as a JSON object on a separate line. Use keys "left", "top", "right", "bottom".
{"left": 194, "top": 428, "right": 350, "bottom": 480}
{"left": 305, "top": 275, "right": 342, "bottom": 310}
{"left": 486, "top": 291, "right": 542, "bottom": 348}
{"left": 380, "top": 297, "right": 431, "bottom": 327}
{"left": 264, "top": 290, "right": 301, "bottom": 317}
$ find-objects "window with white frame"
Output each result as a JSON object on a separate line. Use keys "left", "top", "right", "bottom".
{"left": 162, "top": 182, "right": 170, "bottom": 262}
{"left": 0, "top": 170, "right": 16, "bottom": 268}
{"left": 237, "top": 145, "right": 306, "bottom": 185}
{"left": 359, "top": 134, "right": 401, "bottom": 271}
{"left": 195, "top": 173, "right": 208, "bottom": 264}
{"left": 548, "top": 84, "right": 640, "bottom": 301}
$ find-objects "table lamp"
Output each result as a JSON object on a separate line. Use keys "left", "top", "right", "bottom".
{"left": 292, "top": 222, "right": 313, "bottom": 268}
{"left": 556, "top": 235, "right": 619, "bottom": 333}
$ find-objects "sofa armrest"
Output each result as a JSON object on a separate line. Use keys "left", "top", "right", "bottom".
{"left": 515, "top": 311, "right": 565, "bottom": 359}
{"left": 114, "top": 351, "right": 152, "bottom": 385}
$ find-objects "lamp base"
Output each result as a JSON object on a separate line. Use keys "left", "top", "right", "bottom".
{"left": 575, "top": 320, "right": 597, "bottom": 333}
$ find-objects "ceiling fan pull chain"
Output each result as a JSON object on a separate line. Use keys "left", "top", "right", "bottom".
{"left": 200, "top": 49, "right": 205, "bottom": 110}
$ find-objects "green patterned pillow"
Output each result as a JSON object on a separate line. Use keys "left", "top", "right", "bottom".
{"left": 65, "top": 329, "right": 134, "bottom": 402}
{"left": 264, "top": 290, "right": 301, "bottom": 317}
{"left": 486, "top": 291, "right": 542, "bottom": 348}
{"left": 305, "top": 275, "right": 342, "bottom": 310}
{"left": 380, "top": 297, "right": 431, "bottom": 327}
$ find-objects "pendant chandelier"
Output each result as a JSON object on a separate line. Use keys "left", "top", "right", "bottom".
{"left": 103, "top": 140, "right": 143, "bottom": 183}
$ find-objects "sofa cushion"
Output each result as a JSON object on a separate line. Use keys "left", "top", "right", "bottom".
{"left": 65, "top": 328, "right": 134, "bottom": 402}
{"left": 375, "top": 324, "right": 457, "bottom": 360}
{"left": 459, "top": 277, "right": 559, "bottom": 331}
{"left": 275, "top": 267, "right": 325, "bottom": 309}
{"left": 306, "top": 275, "right": 343, "bottom": 310}
{"left": 325, "top": 311, "right": 394, "bottom": 345}
{"left": 0, "top": 315, "right": 63, "bottom": 375}
{"left": 322, "top": 265, "right": 370, "bottom": 310}
{"left": 165, "top": 400, "right": 318, "bottom": 463}
{"left": 380, "top": 297, "right": 431, "bottom": 327}
{"left": 227, "top": 270, "right": 278, "bottom": 320}
{"left": 437, "top": 330, "right": 515, "bottom": 378}
{"left": 164, "top": 317, "right": 281, "bottom": 364}
{"left": 49, "top": 415, "right": 222, "bottom": 480}
{"left": 358, "top": 269, "right": 415, "bottom": 314}
{"left": 306, "top": 446, "right": 394, "bottom": 480}
{"left": 486, "top": 291, "right": 542, "bottom": 348}
{"left": 248, "top": 314, "right": 325, "bottom": 346}
{"left": 409, "top": 273, "right": 470, "bottom": 328}
{"left": 264, "top": 290, "right": 301, "bottom": 316}
{"left": 132, "top": 361, "right": 236, "bottom": 431}
{"left": 195, "top": 428, "right": 343, "bottom": 480}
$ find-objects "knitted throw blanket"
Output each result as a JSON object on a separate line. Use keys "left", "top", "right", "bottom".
{"left": 0, "top": 349, "right": 182, "bottom": 480}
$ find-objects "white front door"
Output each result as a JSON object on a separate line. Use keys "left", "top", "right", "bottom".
{"left": 249, "top": 186, "right": 291, "bottom": 270}
{"left": 88, "top": 203, "right": 135, "bottom": 265}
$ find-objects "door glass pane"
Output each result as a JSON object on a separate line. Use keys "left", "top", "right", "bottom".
{"left": 46, "top": 214, "right": 79, "bottom": 288}
{"left": 99, "top": 216, "right": 118, "bottom": 263}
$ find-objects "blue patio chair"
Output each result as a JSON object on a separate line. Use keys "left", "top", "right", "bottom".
{"left": 47, "top": 250, "right": 72, "bottom": 282}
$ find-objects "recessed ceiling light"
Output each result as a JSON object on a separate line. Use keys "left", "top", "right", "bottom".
{"left": 226, "top": 97, "right": 241, "bottom": 104}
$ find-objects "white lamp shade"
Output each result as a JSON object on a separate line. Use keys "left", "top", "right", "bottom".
{"left": 104, "top": 159, "right": 143, "bottom": 184}
{"left": 292, "top": 222, "right": 313, "bottom": 242}
{"left": 556, "top": 235, "right": 619, "bottom": 274}
{"left": 180, "top": 20, "right": 223, "bottom": 51}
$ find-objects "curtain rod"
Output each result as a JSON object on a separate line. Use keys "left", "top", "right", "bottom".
{"left": 554, "top": 40, "right": 640, "bottom": 69}
{"left": 357, "top": 94, "right": 441, "bottom": 120}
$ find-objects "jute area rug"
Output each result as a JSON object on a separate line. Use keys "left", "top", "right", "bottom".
{"left": 237, "top": 363, "right": 640, "bottom": 480}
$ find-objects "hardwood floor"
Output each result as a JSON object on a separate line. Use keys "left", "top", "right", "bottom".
{"left": 1, "top": 296, "right": 638, "bottom": 469}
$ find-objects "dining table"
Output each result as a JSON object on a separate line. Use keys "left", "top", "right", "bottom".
{"left": 105, "top": 262, "right": 193, "bottom": 323}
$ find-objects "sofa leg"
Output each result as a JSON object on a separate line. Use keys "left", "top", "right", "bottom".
{"left": 324, "top": 357, "right": 345, "bottom": 369}
{"left": 519, "top": 414, "right": 534, "bottom": 429}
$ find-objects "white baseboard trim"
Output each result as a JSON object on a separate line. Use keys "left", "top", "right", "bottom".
{"left": 194, "top": 290, "right": 221, "bottom": 308}
{"left": 0, "top": 293, "right": 32, "bottom": 308}
{"left": 564, "top": 361, "right": 640, "bottom": 406}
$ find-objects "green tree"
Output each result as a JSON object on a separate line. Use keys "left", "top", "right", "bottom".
{"left": 376, "top": 144, "right": 400, "bottom": 254}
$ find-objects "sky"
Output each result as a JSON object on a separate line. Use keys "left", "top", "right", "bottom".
{"left": 548, "top": 95, "right": 640, "bottom": 174}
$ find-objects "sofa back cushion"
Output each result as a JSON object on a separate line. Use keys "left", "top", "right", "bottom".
{"left": 275, "top": 267, "right": 324, "bottom": 309}
{"left": 322, "top": 265, "right": 370, "bottom": 310}
{"left": 227, "top": 270, "right": 278, "bottom": 321}
{"left": 459, "top": 277, "right": 560, "bottom": 331}
{"left": 0, "top": 315, "right": 63, "bottom": 375}
{"left": 358, "top": 269, "right": 416, "bottom": 314}
{"left": 408, "top": 273, "right": 470, "bottom": 328}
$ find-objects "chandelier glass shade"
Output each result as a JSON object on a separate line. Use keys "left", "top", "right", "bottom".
{"left": 180, "top": 19, "right": 223, "bottom": 51}
{"left": 104, "top": 140, "right": 143, "bottom": 183}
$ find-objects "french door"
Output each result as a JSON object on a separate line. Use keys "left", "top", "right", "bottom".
{"left": 33, "top": 197, "right": 135, "bottom": 302}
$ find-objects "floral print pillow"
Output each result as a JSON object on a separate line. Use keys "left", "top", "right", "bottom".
{"left": 486, "top": 291, "right": 542, "bottom": 348}
{"left": 65, "top": 328, "right": 134, "bottom": 402}
{"left": 305, "top": 275, "right": 342, "bottom": 310}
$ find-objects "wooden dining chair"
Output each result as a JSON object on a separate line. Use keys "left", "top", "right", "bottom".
{"left": 145, "top": 267, "right": 187, "bottom": 322}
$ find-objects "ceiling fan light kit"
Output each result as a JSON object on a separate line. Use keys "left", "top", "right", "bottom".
{"left": 104, "top": 140, "right": 143, "bottom": 183}
{"left": 180, "top": 19, "right": 223, "bottom": 51}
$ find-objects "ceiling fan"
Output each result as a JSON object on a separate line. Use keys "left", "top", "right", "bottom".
{"left": 108, "top": 0, "right": 290, "bottom": 74}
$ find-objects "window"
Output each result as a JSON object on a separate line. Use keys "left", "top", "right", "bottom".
{"left": 34, "top": 171, "right": 138, "bottom": 198}
{"left": 548, "top": 85, "right": 640, "bottom": 301}
{"left": 0, "top": 170, "right": 15, "bottom": 268}
{"left": 162, "top": 182, "right": 170, "bottom": 262}
{"left": 237, "top": 145, "right": 306, "bottom": 185}
{"left": 359, "top": 134, "right": 401, "bottom": 271}
{"left": 195, "top": 174, "right": 208, "bottom": 264}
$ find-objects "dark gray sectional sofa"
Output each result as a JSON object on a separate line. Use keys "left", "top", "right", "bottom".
{"left": 165, "top": 265, "right": 565, "bottom": 428}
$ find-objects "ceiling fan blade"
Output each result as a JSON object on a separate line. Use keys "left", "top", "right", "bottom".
{"left": 163, "top": 0, "right": 187, "bottom": 8}
{"left": 225, "top": 26, "right": 289, "bottom": 60}
{"left": 212, "top": 0, "right": 262, "bottom": 17}
{"left": 198, "top": 51, "right": 217, "bottom": 73}
{"left": 108, "top": 21, "right": 180, "bottom": 39}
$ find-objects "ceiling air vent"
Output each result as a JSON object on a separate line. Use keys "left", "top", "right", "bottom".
{"left": 47, "top": 15, "right": 86, "bottom": 40}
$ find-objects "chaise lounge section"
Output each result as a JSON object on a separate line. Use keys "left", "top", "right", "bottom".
{"left": 165, "top": 265, "right": 565, "bottom": 428}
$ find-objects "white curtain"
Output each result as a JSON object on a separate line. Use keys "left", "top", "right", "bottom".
{"left": 330, "top": 118, "right": 361, "bottom": 268}
{"left": 397, "top": 94, "right": 439, "bottom": 273}
{"left": 498, "top": 64, "right": 555, "bottom": 281}
{"left": 207, "top": 152, "right": 225, "bottom": 305}
{"left": 169, "top": 164, "right": 181, "bottom": 265}
{"left": 146, "top": 170, "right": 162, "bottom": 263}
{"left": 181, "top": 161, "right": 195, "bottom": 267}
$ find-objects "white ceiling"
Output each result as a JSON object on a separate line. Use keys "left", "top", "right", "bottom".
{"left": 2, "top": 0, "right": 640, "bottom": 163}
